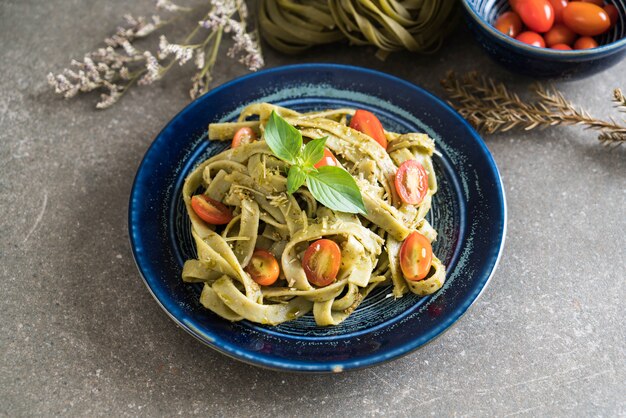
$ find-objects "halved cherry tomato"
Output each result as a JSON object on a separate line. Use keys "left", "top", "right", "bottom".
{"left": 349, "top": 109, "right": 388, "bottom": 149}
{"left": 574, "top": 35, "right": 599, "bottom": 49}
{"left": 302, "top": 239, "right": 342, "bottom": 287}
{"left": 548, "top": 0, "right": 569, "bottom": 23}
{"left": 511, "top": 0, "right": 555, "bottom": 33}
{"left": 562, "top": 2, "right": 611, "bottom": 36}
{"left": 395, "top": 160, "right": 429, "bottom": 206}
{"left": 495, "top": 11, "right": 523, "bottom": 37}
{"left": 190, "top": 195, "right": 233, "bottom": 225}
{"left": 544, "top": 23, "right": 577, "bottom": 46}
{"left": 314, "top": 148, "right": 340, "bottom": 169}
{"left": 604, "top": 4, "right": 619, "bottom": 28}
{"left": 246, "top": 249, "right": 280, "bottom": 286}
{"left": 231, "top": 127, "right": 257, "bottom": 148}
{"left": 399, "top": 231, "right": 433, "bottom": 281}
{"left": 551, "top": 43, "right": 573, "bottom": 49}
{"left": 516, "top": 31, "right": 547, "bottom": 47}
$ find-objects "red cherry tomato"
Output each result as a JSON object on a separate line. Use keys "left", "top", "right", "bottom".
{"left": 395, "top": 160, "right": 429, "bottom": 205}
{"left": 574, "top": 35, "right": 599, "bottom": 49}
{"left": 349, "top": 109, "right": 388, "bottom": 149}
{"left": 511, "top": 0, "right": 555, "bottom": 33}
{"left": 246, "top": 249, "right": 280, "bottom": 286}
{"left": 551, "top": 43, "right": 573, "bottom": 49}
{"left": 190, "top": 195, "right": 233, "bottom": 225}
{"left": 562, "top": 2, "right": 611, "bottom": 36}
{"left": 516, "top": 31, "right": 547, "bottom": 47}
{"left": 580, "top": 0, "right": 604, "bottom": 6}
{"left": 548, "top": 0, "right": 569, "bottom": 23}
{"left": 302, "top": 239, "right": 342, "bottom": 287}
{"left": 231, "top": 127, "right": 257, "bottom": 148}
{"left": 314, "top": 148, "right": 340, "bottom": 169}
{"left": 604, "top": 4, "right": 619, "bottom": 27}
{"left": 399, "top": 231, "right": 433, "bottom": 281}
{"left": 544, "top": 23, "right": 577, "bottom": 46}
{"left": 495, "top": 11, "right": 523, "bottom": 37}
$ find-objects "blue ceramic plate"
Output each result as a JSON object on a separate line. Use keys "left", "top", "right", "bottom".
{"left": 129, "top": 64, "right": 506, "bottom": 372}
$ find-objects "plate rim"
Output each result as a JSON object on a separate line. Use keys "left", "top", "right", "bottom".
{"left": 128, "top": 63, "right": 507, "bottom": 372}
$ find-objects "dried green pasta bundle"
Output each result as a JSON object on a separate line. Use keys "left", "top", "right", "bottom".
{"left": 259, "top": 0, "right": 461, "bottom": 56}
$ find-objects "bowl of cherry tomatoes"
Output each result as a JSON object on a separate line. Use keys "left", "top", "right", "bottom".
{"left": 462, "top": 0, "right": 626, "bottom": 77}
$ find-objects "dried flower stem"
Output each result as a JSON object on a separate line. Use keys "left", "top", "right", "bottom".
{"left": 48, "top": 0, "right": 264, "bottom": 109}
{"left": 441, "top": 71, "right": 626, "bottom": 147}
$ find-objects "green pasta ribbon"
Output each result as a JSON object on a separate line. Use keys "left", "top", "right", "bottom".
{"left": 181, "top": 103, "right": 447, "bottom": 326}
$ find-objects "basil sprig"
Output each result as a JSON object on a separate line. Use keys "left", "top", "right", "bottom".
{"left": 264, "top": 111, "right": 367, "bottom": 215}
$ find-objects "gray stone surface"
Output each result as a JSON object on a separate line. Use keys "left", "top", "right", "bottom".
{"left": 1, "top": 0, "right": 625, "bottom": 416}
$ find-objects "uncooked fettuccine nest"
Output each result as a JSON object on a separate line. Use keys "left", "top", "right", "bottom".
{"left": 259, "top": 0, "right": 460, "bottom": 57}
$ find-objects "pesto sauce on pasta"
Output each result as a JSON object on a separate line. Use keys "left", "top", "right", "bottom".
{"left": 182, "top": 103, "right": 446, "bottom": 326}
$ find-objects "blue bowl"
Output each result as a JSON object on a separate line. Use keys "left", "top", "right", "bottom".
{"left": 129, "top": 64, "right": 506, "bottom": 372}
{"left": 462, "top": 0, "right": 626, "bottom": 77}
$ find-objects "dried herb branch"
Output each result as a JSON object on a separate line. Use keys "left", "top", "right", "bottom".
{"left": 441, "top": 71, "right": 626, "bottom": 147}
{"left": 613, "top": 88, "right": 626, "bottom": 113}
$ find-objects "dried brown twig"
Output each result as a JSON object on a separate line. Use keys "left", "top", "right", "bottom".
{"left": 440, "top": 71, "right": 626, "bottom": 147}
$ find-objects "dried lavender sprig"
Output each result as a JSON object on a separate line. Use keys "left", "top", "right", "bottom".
{"left": 47, "top": 3, "right": 190, "bottom": 108}
{"left": 157, "top": 0, "right": 192, "bottom": 12}
{"left": 190, "top": 0, "right": 263, "bottom": 99}
{"left": 226, "top": 0, "right": 264, "bottom": 71}
{"left": 190, "top": 27, "right": 223, "bottom": 99}
{"left": 199, "top": 0, "right": 264, "bottom": 70}
{"left": 47, "top": 0, "right": 264, "bottom": 109}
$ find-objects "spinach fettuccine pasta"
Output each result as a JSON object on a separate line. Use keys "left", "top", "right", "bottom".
{"left": 182, "top": 103, "right": 446, "bottom": 326}
{"left": 259, "top": 0, "right": 460, "bottom": 56}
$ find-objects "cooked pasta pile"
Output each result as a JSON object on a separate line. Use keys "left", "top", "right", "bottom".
{"left": 182, "top": 103, "right": 446, "bottom": 326}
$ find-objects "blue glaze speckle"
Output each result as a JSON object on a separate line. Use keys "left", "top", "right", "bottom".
{"left": 128, "top": 64, "right": 506, "bottom": 372}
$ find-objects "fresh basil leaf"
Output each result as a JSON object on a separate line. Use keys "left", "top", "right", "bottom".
{"left": 305, "top": 166, "right": 367, "bottom": 215}
{"left": 301, "top": 137, "right": 327, "bottom": 168}
{"left": 287, "top": 165, "right": 307, "bottom": 194}
{"left": 263, "top": 111, "right": 302, "bottom": 164}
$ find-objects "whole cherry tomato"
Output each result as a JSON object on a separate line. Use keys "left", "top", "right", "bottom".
{"left": 574, "top": 36, "right": 599, "bottom": 49}
{"left": 603, "top": 4, "right": 619, "bottom": 28}
{"left": 544, "top": 23, "right": 577, "bottom": 46}
{"left": 551, "top": 43, "right": 573, "bottom": 49}
{"left": 548, "top": 0, "right": 569, "bottom": 23}
{"left": 495, "top": 11, "right": 523, "bottom": 37}
{"left": 511, "top": 0, "right": 555, "bottom": 32}
{"left": 562, "top": 2, "right": 611, "bottom": 36}
{"left": 516, "top": 31, "right": 547, "bottom": 47}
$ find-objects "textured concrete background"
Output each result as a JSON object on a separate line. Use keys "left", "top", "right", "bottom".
{"left": 1, "top": 0, "right": 625, "bottom": 416}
